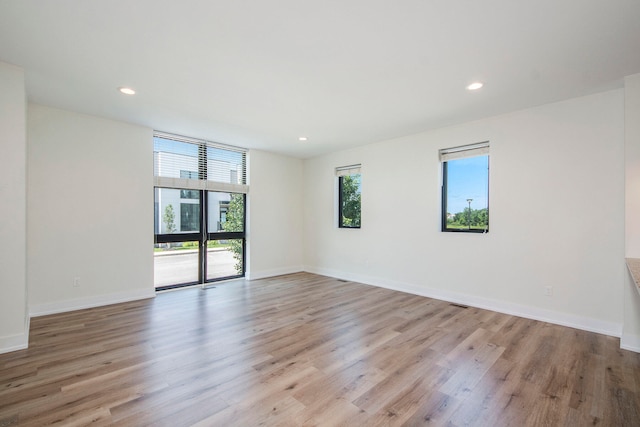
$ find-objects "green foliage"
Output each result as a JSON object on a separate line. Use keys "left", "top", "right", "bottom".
{"left": 163, "top": 204, "right": 176, "bottom": 234}
{"left": 222, "top": 194, "right": 245, "bottom": 274}
{"left": 447, "top": 207, "right": 489, "bottom": 230}
{"left": 207, "top": 240, "right": 227, "bottom": 248}
{"left": 341, "top": 175, "right": 361, "bottom": 227}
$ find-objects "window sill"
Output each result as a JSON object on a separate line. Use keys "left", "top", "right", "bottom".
{"left": 442, "top": 229, "right": 488, "bottom": 234}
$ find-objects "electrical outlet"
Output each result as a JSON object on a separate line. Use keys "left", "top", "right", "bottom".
{"left": 73, "top": 277, "right": 80, "bottom": 288}
{"left": 544, "top": 286, "right": 553, "bottom": 296}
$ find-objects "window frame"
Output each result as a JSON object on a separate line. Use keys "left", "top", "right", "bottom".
{"left": 336, "top": 165, "right": 362, "bottom": 229}
{"left": 440, "top": 143, "right": 490, "bottom": 233}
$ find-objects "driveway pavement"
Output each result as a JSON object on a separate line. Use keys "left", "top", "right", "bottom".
{"left": 154, "top": 248, "right": 238, "bottom": 288}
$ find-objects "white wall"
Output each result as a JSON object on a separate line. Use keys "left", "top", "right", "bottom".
{"left": 0, "top": 62, "right": 28, "bottom": 353}
{"left": 623, "top": 73, "right": 640, "bottom": 351}
{"left": 27, "top": 105, "right": 155, "bottom": 315}
{"left": 247, "top": 149, "right": 304, "bottom": 279}
{"left": 304, "top": 90, "right": 625, "bottom": 336}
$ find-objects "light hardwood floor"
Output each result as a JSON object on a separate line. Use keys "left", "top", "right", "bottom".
{"left": 1, "top": 272, "right": 639, "bottom": 426}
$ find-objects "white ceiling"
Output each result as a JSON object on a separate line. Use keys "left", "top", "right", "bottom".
{"left": 1, "top": 0, "right": 639, "bottom": 158}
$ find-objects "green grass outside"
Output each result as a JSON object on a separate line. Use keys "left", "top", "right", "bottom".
{"left": 446, "top": 224, "right": 488, "bottom": 230}
{"left": 154, "top": 241, "right": 232, "bottom": 252}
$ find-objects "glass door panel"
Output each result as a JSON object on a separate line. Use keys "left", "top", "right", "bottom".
{"left": 154, "top": 241, "right": 199, "bottom": 288}
{"left": 206, "top": 239, "right": 244, "bottom": 281}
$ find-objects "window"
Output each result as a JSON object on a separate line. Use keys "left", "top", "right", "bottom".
{"left": 336, "top": 164, "right": 362, "bottom": 228}
{"left": 180, "top": 190, "right": 199, "bottom": 199}
{"left": 180, "top": 203, "right": 200, "bottom": 232}
{"left": 153, "top": 132, "right": 248, "bottom": 290}
{"left": 154, "top": 134, "right": 246, "bottom": 186}
{"left": 440, "top": 142, "right": 489, "bottom": 233}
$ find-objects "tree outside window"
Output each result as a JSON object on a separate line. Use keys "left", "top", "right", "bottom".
{"left": 222, "top": 193, "right": 245, "bottom": 274}
{"left": 163, "top": 204, "right": 176, "bottom": 234}
{"left": 339, "top": 174, "right": 361, "bottom": 228}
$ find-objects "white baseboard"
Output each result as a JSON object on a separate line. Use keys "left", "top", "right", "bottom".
{"left": 304, "top": 266, "right": 623, "bottom": 339}
{"left": 621, "top": 333, "right": 640, "bottom": 352}
{"left": 0, "top": 316, "right": 30, "bottom": 355}
{"left": 246, "top": 265, "right": 304, "bottom": 281}
{"left": 29, "top": 288, "right": 156, "bottom": 317}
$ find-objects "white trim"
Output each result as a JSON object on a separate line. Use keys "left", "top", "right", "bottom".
{"left": 29, "top": 288, "right": 156, "bottom": 317}
{"left": 621, "top": 333, "right": 640, "bottom": 353}
{"left": 246, "top": 266, "right": 304, "bottom": 281}
{"left": 0, "top": 316, "right": 30, "bottom": 354}
{"left": 303, "top": 266, "right": 623, "bottom": 339}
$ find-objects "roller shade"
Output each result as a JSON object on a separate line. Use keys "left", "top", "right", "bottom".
{"left": 439, "top": 141, "right": 489, "bottom": 162}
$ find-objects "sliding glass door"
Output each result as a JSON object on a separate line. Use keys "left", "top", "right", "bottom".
{"left": 153, "top": 189, "right": 245, "bottom": 290}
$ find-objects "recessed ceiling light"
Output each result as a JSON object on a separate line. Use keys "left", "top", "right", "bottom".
{"left": 466, "top": 82, "right": 484, "bottom": 91}
{"left": 118, "top": 87, "right": 136, "bottom": 95}
{"left": 298, "top": 137, "right": 308, "bottom": 142}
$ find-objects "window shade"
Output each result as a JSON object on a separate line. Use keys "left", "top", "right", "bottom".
{"left": 153, "top": 132, "right": 248, "bottom": 194}
{"left": 439, "top": 141, "right": 489, "bottom": 162}
{"left": 335, "top": 164, "right": 361, "bottom": 177}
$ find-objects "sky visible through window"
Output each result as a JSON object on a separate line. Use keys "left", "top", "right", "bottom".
{"left": 154, "top": 136, "right": 197, "bottom": 157}
{"left": 446, "top": 155, "right": 489, "bottom": 214}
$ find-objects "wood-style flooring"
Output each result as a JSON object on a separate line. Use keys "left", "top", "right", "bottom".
{"left": 1, "top": 272, "right": 639, "bottom": 426}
